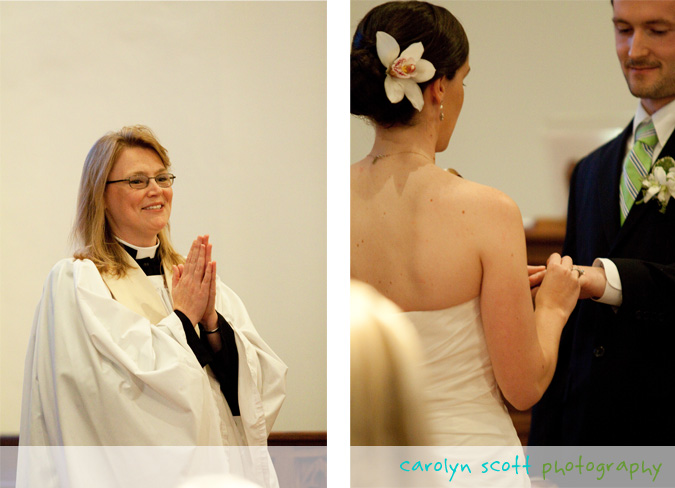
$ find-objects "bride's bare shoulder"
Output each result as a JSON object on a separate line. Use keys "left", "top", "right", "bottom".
{"left": 435, "top": 172, "right": 522, "bottom": 221}
{"left": 436, "top": 170, "right": 511, "bottom": 201}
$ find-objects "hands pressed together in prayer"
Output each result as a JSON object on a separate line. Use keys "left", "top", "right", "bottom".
{"left": 529, "top": 253, "right": 608, "bottom": 304}
{"left": 172, "top": 236, "right": 220, "bottom": 340}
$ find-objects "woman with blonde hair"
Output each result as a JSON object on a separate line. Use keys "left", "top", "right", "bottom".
{"left": 71, "top": 125, "right": 184, "bottom": 276}
{"left": 351, "top": 1, "right": 581, "bottom": 446}
{"left": 18, "top": 125, "right": 287, "bottom": 486}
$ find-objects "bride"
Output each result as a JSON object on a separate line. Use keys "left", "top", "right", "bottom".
{"left": 351, "top": 0, "right": 581, "bottom": 446}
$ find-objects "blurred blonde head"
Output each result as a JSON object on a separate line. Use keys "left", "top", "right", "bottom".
{"left": 350, "top": 279, "right": 429, "bottom": 445}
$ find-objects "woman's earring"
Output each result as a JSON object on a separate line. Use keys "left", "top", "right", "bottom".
{"left": 440, "top": 104, "right": 445, "bottom": 121}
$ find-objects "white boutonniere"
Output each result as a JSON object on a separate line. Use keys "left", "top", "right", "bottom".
{"left": 639, "top": 156, "right": 675, "bottom": 214}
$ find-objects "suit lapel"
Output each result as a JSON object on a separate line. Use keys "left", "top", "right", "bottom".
{"left": 102, "top": 252, "right": 174, "bottom": 325}
{"left": 596, "top": 123, "right": 632, "bottom": 251}
{"left": 611, "top": 127, "right": 675, "bottom": 252}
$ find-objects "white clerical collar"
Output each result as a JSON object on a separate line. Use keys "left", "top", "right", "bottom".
{"left": 114, "top": 236, "right": 159, "bottom": 259}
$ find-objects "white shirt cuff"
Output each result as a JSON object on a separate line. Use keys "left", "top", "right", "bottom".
{"left": 592, "top": 258, "right": 623, "bottom": 306}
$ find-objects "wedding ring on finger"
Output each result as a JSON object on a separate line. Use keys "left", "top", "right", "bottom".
{"left": 572, "top": 267, "right": 584, "bottom": 277}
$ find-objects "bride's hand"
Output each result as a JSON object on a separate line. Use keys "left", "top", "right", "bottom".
{"left": 535, "top": 253, "right": 581, "bottom": 319}
{"left": 528, "top": 265, "right": 546, "bottom": 300}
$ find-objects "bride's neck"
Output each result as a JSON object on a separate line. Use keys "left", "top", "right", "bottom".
{"left": 370, "top": 123, "right": 437, "bottom": 164}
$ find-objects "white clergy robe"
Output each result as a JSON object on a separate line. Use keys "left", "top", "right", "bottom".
{"left": 16, "top": 256, "right": 287, "bottom": 487}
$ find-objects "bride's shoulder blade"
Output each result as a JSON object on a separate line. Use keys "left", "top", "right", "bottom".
{"left": 437, "top": 174, "right": 519, "bottom": 214}
{"left": 433, "top": 176, "right": 524, "bottom": 241}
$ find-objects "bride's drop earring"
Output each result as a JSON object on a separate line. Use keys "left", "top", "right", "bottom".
{"left": 440, "top": 104, "right": 445, "bottom": 121}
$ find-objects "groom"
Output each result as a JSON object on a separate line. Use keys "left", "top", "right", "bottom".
{"left": 529, "top": 0, "right": 675, "bottom": 445}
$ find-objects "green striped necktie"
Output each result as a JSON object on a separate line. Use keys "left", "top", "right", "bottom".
{"left": 619, "top": 118, "right": 658, "bottom": 225}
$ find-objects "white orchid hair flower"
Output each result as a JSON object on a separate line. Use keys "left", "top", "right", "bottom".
{"left": 376, "top": 31, "right": 436, "bottom": 111}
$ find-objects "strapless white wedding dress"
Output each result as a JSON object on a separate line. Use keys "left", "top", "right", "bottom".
{"left": 403, "top": 297, "right": 521, "bottom": 446}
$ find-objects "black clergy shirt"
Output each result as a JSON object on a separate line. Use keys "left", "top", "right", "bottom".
{"left": 121, "top": 244, "right": 240, "bottom": 415}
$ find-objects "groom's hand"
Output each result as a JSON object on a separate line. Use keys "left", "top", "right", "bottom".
{"left": 528, "top": 265, "right": 546, "bottom": 300}
{"left": 575, "top": 265, "right": 607, "bottom": 300}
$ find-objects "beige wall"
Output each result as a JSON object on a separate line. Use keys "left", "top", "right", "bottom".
{"left": 0, "top": 1, "right": 326, "bottom": 434}
{"left": 351, "top": 0, "right": 638, "bottom": 219}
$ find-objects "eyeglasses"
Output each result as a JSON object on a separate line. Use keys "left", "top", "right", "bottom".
{"left": 106, "top": 173, "right": 176, "bottom": 189}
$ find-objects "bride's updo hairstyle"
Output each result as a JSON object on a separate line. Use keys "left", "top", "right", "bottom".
{"left": 351, "top": 1, "right": 468, "bottom": 127}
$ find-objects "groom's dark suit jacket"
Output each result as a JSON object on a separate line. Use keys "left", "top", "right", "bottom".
{"left": 529, "top": 121, "right": 675, "bottom": 446}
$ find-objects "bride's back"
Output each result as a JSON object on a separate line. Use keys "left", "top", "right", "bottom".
{"left": 351, "top": 157, "right": 492, "bottom": 312}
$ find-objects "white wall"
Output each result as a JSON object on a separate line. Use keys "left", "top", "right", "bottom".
{"left": 0, "top": 1, "right": 326, "bottom": 434}
{"left": 351, "top": 0, "right": 638, "bottom": 219}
